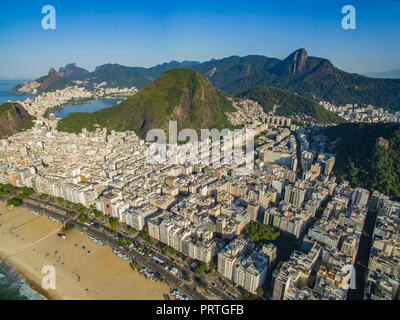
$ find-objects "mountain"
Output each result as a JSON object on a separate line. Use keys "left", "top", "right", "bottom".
{"left": 79, "top": 50, "right": 400, "bottom": 110}
{"left": 324, "top": 123, "right": 400, "bottom": 200}
{"left": 365, "top": 68, "right": 400, "bottom": 79}
{"left": 57, "top": 69, "right": 235, "bottom": 138}
{"left": 238, "top": 86, "right": 345, "bottom": 124}
{"left": 85, "top": 64, "right": 152, "bottom": 89}
{"left": 13, "top": 49, "right": 400, "bottom": 110}
{"left": 58, "top": 63, "right": 90, "bottom": 80}
{"left": 216, "top": 49, "right": 400, "bottom": 111}
{"left": 0, "top": 102, "right": 34, "bottom": 139}
{"left": 12, "top": 68, "right": 75, "bottom": 94}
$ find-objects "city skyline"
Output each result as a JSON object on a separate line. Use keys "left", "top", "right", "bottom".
{"left": 0, "top": 0, "right": 399, "bottom": 79}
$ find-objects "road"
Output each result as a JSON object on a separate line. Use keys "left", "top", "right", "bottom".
{"left": 22, "top": 196, "right": 209, "bottom": 301}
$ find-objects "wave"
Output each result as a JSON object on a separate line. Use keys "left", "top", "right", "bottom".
{"left": 0, "top": 259, "right": 47, "bottom": 300}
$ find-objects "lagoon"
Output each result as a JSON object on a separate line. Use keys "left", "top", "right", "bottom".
{"left": 54, "top": 99, "right": 121, "bottom": 118}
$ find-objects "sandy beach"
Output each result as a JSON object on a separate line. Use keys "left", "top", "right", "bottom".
{"left": 0, "top": 202, "right": 171, "bottom": 300}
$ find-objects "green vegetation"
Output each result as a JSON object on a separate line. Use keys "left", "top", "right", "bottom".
{"left": 14, "top": 193, "right": 27, "bottom": 200}
{"left": 140, "top": 226, "right": 154, "bottom": 244}
{"left": 194, "top": 262, "right": 207, "bottom": 275}
{"left": 109, "top": 217, "right": 119, "bottom": 229}
{"left": 244, "top": 222, "right": 280, "bottom": 243}
{"left": 7, "top": 198, "right": 22, "bottom": 207}
{"left": 93, "top": 210, "right": 103, "bottom": 218}
{"left": 62, "top": 223, "right": 75, "bottom": 232}
{"left": 195, "top": 51, "right": 400, "bottom": 111}
{"left": 208, "top": 258, "right": 217, "bottom": 271}
{"left": 161, "top": 244, "right": 175, "bottom": 255}
{"left": 257, "top": 287, "right": 264, "bottom": 297}
{"left": 67, "top": 212, "right": 76, "bottom": 218}
{"left": 0, "top": 184, "right": 35, "bottom": 205}
{"left": 0, "top": 103, "right": 34, "bottom": 139}
{"left": 57, "top": 69, "right": 235, "bottom": 138}
{"left": 324, "top": 123, "right": 400, "bottom": 199}
{"left": 79, "top": 214, "right": 90, "bottom": 223}
{"left": 184, "top": 275, "right": 192, "bottom": 282}
{"left": 242, "top": 289, "right": 258, "bottom": 300}
{"left": 118, "top": 236, "right": 125, "bottom": 244}
{"left": 238, "top": 86, "right": 345, "bottom": 124}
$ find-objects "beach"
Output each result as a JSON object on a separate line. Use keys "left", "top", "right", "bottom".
{"left": 0, "top": 202, "right": 171, "bottom": 300}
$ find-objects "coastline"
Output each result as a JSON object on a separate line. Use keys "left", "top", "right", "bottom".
{"left": 0, "top": 202, "right": 171, "bottom": 300}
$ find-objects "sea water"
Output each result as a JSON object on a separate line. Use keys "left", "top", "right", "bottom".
{"left": 0, "top": 80, "right": 34, "bottom": 104}
{"left": 0, "top": 259, "right": 46, "bottom": 300}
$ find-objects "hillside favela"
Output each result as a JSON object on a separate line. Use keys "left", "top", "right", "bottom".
{"left": 0, "top": 1, "right": 399, "bottom": 307}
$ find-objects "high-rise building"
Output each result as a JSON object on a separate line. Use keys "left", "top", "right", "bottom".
{"left": 351, "top": 188, "right": 370, "bottom": 208}
{"left": 284, "top": 186, "right": 306, "bottom": 209}
{"left": 217, "top": 236, "right": 251, "bottom": 280}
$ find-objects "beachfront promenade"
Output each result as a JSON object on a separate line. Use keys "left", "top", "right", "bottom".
{"left": 14, "top": 195, "right": 211, "bottom": 301}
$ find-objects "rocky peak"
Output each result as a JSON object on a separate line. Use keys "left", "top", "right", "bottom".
{"left": 285, "top": 48, "right": 309, "bottom": 74}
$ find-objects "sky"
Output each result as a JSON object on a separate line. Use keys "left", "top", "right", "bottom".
{"left": 0, "top": 0, "right": 399, "bottom": 79}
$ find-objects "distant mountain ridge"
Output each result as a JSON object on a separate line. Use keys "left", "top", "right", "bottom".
{"left": 12, "top": 49, "right": 400, "bottom": 110}
{"left": 58, "top": 63, "right": 90, "bottom": 80}
{"left": 365, "top": 68, "right": 400, "bottom": 79}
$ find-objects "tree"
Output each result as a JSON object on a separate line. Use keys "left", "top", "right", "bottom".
{"left": 109, "top": 217, "right": 119, "bottom": 229}
{"left": 7, "top": 198, "right": 22, "bottom": 207}
{"left": 20, "top": 187, "right": 34, "bottom": 196}
{"left": 93, "top": 210, "right": 103, "bottom": 218}
{"left": 257, "top": 287, "right": 264, "bottom": 297}
{"left": 209, "top": 259, "right": 217, "bottom": 270}
{"left": 79, "top": 214, "right": 90, "bottom": 223}
{"left": 194, "top": 262, "right": 207, "bottom": 275}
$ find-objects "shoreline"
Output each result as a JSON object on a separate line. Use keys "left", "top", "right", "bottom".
{"left": 0, "top": 202, "right": 171, "bottom": 300}
{"left": 43, "top": 97, "right": 124, "bottom": 118}
{"left": 0, "top": 257, "right": 53, "bottom": 300}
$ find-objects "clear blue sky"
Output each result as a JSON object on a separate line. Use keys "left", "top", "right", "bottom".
{"left": 0, "top": 0, "right": 399, "bottom": 79}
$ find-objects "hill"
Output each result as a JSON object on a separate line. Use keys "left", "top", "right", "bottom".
{"left": 0, "top": 103, "right": 34, "bottom": 139}
{"left": 324, "top": 123, "right": 400, "bottom": 199}
{"left": 57, "top": 69, "right": 235, "bottom": 138}
{"left": 204, "top": 49, "right": 400, "bottom": 111}
{"left": 238, "top": 86, "right": 345, "bottom": 124}
{"left": 12, "top": 68, "right": 75, "bottom": 94}
{"left": 13, "top": 49, "right": 400, "bottom": 110}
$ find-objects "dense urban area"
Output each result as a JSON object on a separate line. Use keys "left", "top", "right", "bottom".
{"left": 1, "top": 79, "right": 399, "bottom": 301}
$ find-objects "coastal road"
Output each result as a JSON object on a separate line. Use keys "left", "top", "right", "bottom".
{"left": 22, "top": 198, "right": 208, "bottom": 301}
{"left": 25, "top": 196, "right": 233, "bottom": 300}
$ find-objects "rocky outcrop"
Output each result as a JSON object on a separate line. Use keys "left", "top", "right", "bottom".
{"left": 0, "top": 103, "right": 34, "bottom": 139}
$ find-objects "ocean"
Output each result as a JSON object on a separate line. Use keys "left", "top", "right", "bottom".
{"left": 0, "top": 80, "right": 34, "bottom": 104}
{"left": 0, "top": 80, "right": 45, "bottom": 300}
{"left": 0, "top": 82, "right": 117, "bottom": 300}
{"left": 0, "top": 259, "right": 46, "bottom": 300}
